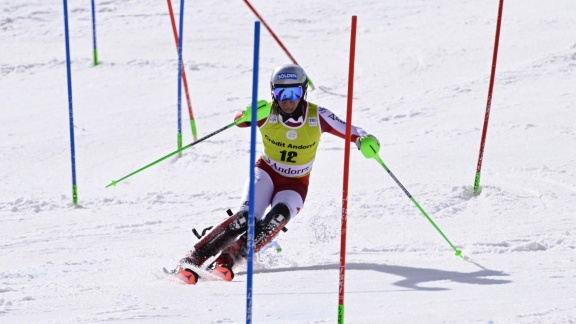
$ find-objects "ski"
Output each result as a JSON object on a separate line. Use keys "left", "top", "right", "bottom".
{"left": 163, "top": 261, "right": 225, "bottom": 285}
{"left": 166, "top": 208, "right": 283, "bottom": 285}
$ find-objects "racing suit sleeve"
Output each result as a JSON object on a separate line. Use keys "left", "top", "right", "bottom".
{"left": 318, "top": 106, "right": 368, "bottom": 142}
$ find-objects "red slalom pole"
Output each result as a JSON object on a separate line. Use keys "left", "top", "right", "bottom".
{"left": 167, "top": 0, "right": 198, "bottom": 141}
{"left": 338, "top": 15, "right": 357, "bottom": 324}
{"left": 474, "top": 0, "right": 504, "bottom": 193}
{"left": 242, "top": 0, "right": 316, "bottom": 90}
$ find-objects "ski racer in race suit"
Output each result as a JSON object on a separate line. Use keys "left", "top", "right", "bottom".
{"left": 176, "top": 64, "right": 380, "bottom": 283}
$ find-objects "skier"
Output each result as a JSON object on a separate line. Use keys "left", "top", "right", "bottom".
{"left": 174, "top": 64, "right": 380, "bottom": 284}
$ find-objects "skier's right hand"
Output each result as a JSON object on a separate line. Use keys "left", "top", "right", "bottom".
{"left": 239, "top": 100, "right": 271, "bottom": 123}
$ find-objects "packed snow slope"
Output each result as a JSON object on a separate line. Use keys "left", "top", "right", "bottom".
{"left": 1, "top": 0, "right": 575, "bottom": 323}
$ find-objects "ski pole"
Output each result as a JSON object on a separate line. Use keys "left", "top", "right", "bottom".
{"left": 106, "top": 121, "right": 235, "bottom": 188}
{"left": 106, "top": 100, "right": 271, "bottom": 188}
{"left": 372, "top": 154, "right": 463, "bottom": 258}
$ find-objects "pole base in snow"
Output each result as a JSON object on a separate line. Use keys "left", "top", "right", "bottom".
{"left": 465, "top": 185, "right": 482, "bottom": 197}
{"left": 93, "top": 49, "right": 98, "bottom": 66}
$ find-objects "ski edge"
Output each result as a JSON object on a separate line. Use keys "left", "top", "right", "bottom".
{"left": 163, "top": 263, "right": 224, "bottom": 283}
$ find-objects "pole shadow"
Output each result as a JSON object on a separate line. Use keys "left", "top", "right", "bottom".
{"left": 237, "top": 261, "right": 511, "bottom": 291}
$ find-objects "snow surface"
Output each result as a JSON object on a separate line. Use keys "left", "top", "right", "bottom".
{"left": 1, "top": 0, "right": 576, "bottom": 323}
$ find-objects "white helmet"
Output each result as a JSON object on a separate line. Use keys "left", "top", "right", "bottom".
{"left": 270, "top": 64, "right": 308, "bottom": 102}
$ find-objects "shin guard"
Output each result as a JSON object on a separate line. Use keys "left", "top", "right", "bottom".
{"left": 186, "top": 211, "right": 248, "bottom": 267}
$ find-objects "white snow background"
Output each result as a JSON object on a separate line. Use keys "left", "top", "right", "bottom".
{"left": 1, "top": 0, "right": 576, "bottom": 323}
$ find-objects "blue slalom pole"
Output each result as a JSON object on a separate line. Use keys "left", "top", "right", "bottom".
{"left": 176, "top": 0, "right": 185, "bottom": 154}
{"left": 246, "top": 21, "right": 260, "bottom": 324}
{"left": 90, "top": 0, "right": 98, "bottom": 65}
{"left": 63, "top": 0, "right": 78, "bottom": 204}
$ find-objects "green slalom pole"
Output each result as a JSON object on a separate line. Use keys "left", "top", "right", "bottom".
{"left": 372, "top": 154, "right": 463, "bottom": 258}
{"left": 106, "top": 100, "right": 271, "bottom": 188}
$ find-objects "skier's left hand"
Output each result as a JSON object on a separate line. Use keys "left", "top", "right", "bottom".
{"left": 355, "top": 134, "right": 380, "bottom": 159}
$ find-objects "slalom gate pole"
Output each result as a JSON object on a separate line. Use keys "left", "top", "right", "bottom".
{"left": 372, "top": 155, "right": 463, "bottom": 258}
{"left": 167, "top": 0, "right": 198, "bottom": 140}
{"left": 474, "top": 0, "right": 504, "bottom": 194}
{"left": 105, "top": 120, "right": 239, "bottom": 188}
{"left": 175, "top": 0, "right": 185, "bottom": 154}
{"left": 338, "top": 15, "right": 357, "bottom": 324}
{"left": 63, "top": 0, "right": 79, "bottom": 204}
{"left": 246, "top": 21, "right": 261, "bottom": 324}
{"left": 90, "top": 0, "right": 98, "bottom": 65}
{"left": 241, "top": 0, "right": 316, "bottom": 90}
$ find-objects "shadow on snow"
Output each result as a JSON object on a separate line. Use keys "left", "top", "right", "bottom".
{"left": 238, "top": 262, "right": 511, "bottom": 291}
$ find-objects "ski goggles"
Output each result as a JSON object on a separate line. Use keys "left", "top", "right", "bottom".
{"left": 273, "top": 86, "right": 303, "bottom": 102}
